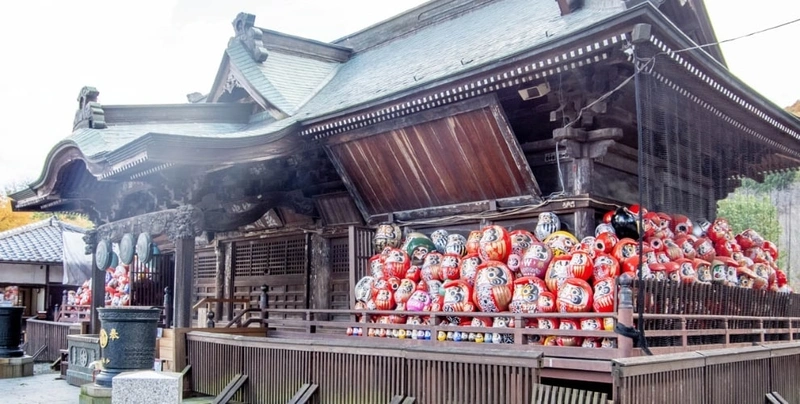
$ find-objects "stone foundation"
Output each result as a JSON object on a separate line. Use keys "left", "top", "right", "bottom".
{"left": 80, "top": 383, "right": 112, "bottom": 404}
{"left": 67, "top": 334, "right": 100, "bottom": 387}
{"left": 0, "top": 355, "right": 34, "bottom": 378}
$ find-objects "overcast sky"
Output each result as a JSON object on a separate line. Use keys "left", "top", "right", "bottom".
{"left": 0, "top": 0, "right": 798, "bottom": 190}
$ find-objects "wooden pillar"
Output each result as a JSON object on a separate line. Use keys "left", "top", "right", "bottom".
{"left": 170, "top": 205, "right": 200, "bottom": 329}
{"left": 309, "top": 234, "right": 331, "bottom": 321}
{"left": 574, "top": 208, "right": 595, "bottom": 241}
{"left": 44, "top": 265, "right": 50, "bottom": 314}
{"left": 214, "top": 240, "right": 225, "bottom": 320}
{"left": 174, "top": 237, "right": 195, "bottom": 328}
{"left": 224, "top": 242, "right": 235, "bottom": 321}
{"left": 84, "top": 231, "right": 104, "bottom": 334}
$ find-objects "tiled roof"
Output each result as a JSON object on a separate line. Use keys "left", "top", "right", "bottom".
{"left": 69, "top": 122, "right": 249, "bottom": 159}
{"left": 295, "top": 0, "right": 626, "bottom": 120}
{"left": 45, "top": 0, "right": 628, "bottom": 164}
{"left": 0, "top": 218, "right": 87, "bottom": 263}
{"left": 227, "top": 40, "right": 340, "bottom": 115}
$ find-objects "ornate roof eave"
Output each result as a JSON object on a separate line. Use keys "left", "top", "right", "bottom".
{"left": 10, "top": 140, "right": 109, "bottom": 206}
{"left": 297, "top": 6, "right": 649, "bottom": 140}
{"left": 97, "top": 120, "right": 306, "bottom": 181}
{"left": 13, "top": 118, "right": 305, "bottom": 209}
{"left": 297, "top": 2, "right": 800, "bottom": 145}
{"left": 638, "top": 7, "right": 800, "bottom": 150}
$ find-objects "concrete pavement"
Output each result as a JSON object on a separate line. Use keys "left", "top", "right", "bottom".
{"left": 0, "top": 363, "right": 80, "bottom": 404}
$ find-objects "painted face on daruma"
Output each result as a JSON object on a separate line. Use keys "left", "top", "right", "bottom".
{"left": 373, "top": 223, "right": 402, "bottom": 252}
{"left": 592, "top": 254, "right": 619, "bottom": 282}
{"left": 473, "top": 261, "right": 514, "bottom": 312}
{"left": 535, "top": 212, "right": 561, "bottom": 241}
{"left": 693, "top": 259, "right": 711, "bottom": 283}
{"left": 441, "top": 254, "right": 462, "bottom": 281}
{"left": 537, "top": 291, "right": 556, "bottom": 313}
{"left": 509, "top": 276, "right": 547, "bottom": 314}
{"left": 384, "top": 248, "right": 410, "bottom": 279}
{"left": 556, "top": 278, "right": 593, "bottom": 313}
{"left": 369, "top": 255, "right": 385, "bottom": 279}
{"left": 544, "top": 231, "right": 578, "bottom": 257}
{"left": 442, "top": 280, "right": 474, "bottom": 315}
{"left": 592, "top": 278, "right": 615, "bottom": 313}
{"left": 510, "top": 230, "right": 536, "bottom": 256}
{"left": 479, "top": 225, "right": 511, "bottom": 262}
{"left": 354, "top": 276, "right": 376, "bottom": 302}
{"left": 466, "top": 230, "right": 483, "bottom": 255}
{"left": 421, "top": 252, "right": 443, "bottom": 282}
{"left": 520, "top": 241, "right": 552, "bottom": 278}
{"left": 445, "top": 234, "right": 467, "bottom": 256}
{"left": 406, "top": 289, "right": 431, "bottom": 312}
{"left": 430, "top": 229, "right": 449, "bottom": 254}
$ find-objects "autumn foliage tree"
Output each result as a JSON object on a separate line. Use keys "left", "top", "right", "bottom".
{"left": 0, "top": 197, "right": 36, "bottom": 232}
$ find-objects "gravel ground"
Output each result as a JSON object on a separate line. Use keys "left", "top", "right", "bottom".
{"left": 33, "top": 362, "right": 57, "bottom": 375}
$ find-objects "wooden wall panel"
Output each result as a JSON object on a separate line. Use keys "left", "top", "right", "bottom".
{"left": 327, "top": 96, "right": 539, "bottom": 217}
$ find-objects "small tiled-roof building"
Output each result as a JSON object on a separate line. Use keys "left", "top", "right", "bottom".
{"left": 0, "top": 218, "right": 88, "bottom": 316}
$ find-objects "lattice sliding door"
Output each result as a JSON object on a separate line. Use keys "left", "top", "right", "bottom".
{"left": 232, "top": 234, "right": 309, "bottom": 322}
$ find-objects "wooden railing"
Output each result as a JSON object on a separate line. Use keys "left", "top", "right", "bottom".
{"left": 187, "top": 331, "right": 542, "bottom": 404}
{"left": 226, "top": 307, "right": 799, "bottom": 361}
{"left": 25, "top": 319, "right": 86, "bottom": 362}
{"left": 54, "top": 304, "right": 91, "bottom": 323}
{"left": 613, "top": 342, "right": 800, "bottom": 404}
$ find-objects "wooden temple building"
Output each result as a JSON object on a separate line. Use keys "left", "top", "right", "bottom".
{"left": 11, "top": 0, "right": 800, "bottom": 402}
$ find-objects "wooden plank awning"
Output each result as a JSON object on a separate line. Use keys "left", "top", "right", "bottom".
{"left": 324, "top": 95, "right": 541, "bottom": 221}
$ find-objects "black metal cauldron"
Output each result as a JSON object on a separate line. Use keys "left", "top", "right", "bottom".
{"left": 0, "top": 306, "right": 24, "bottom": 358}
{"left": 95, "top": 307, "right": 160, "bottom": 388}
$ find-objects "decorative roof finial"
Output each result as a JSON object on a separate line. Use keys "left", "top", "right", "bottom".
{"left": 232, "top": 12, "right": 268, "bottom": 63}
{"left": 73, "top": 86, "right": 106, "bottom": 130}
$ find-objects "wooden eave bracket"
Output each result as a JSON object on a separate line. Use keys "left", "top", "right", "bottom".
{"left": 554, "top": 127, "right": 623, "bottom": 159}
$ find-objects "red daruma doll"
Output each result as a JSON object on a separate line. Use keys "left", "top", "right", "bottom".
{"left": 479, "top": 225, "right": 512, "bottom": 262}
{"left": 556, "top": 278, "right": 593, "bottom": 313}
{"left": 473, "top": 261, "right": 515, "bottom": 312}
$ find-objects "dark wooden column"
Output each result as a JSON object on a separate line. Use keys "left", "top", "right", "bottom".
{"left": 83, "top": 231, "right": 104, "bottom": 334}
{"left": 174, "top": 237, "right": 195, "bottom": 328}
{"left": 309, "top": 234, "right": 331, "bottom": 321}
{"left": 168, "top": 205, "right": 202, "bottom": 328}
{"left": 214, "top": 240, "right": 225, "bottom": 320}
{"left": 223, "top": 242, "right": 235, "bottom": 321}
{"left": 554, "top": 127, "right": 623, "bottom": 239}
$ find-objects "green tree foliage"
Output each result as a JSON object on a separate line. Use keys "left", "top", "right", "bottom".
{"left": 739, "top": 171, "right": 799, "bottom": 193}
{"left": 717, "top": 193, "right": 784, "bottom": 267}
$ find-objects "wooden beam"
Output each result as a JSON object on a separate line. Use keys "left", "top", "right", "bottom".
{"left": 212, "top": 374, "right": 248, "bottom": 404}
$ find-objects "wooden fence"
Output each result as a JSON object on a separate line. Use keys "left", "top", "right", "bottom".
{"left": 25, "top": 319, "right": 86, "bottom": 362}
{"left": 613, "top": 342, "right": 800, "bottom": 404}
{"left": 187, "top": 331, "right": 542, "bottom": 404}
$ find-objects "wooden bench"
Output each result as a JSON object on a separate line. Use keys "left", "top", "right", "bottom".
{"left": 532, "top": 384, "right": 610, "bottom": 404}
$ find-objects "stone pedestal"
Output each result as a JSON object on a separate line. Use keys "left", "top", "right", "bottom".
{"left": 112, "top": 370, "right": 182, "bottom": 404}
{"left": 67, "top": 334, "right": 101, "bottom": 386}
{"left": 80, "top": 383, "right": 113, "bottom": 404}
{"left": 0, "top": 355, "right": 33, "bottom": 378}
{"left": 96, "top": 307, "right": 160, "bottom": 388}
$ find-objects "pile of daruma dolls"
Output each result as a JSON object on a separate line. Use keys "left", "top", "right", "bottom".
{"left": 348, "top": 206, "right": 792, "bottom": 347}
